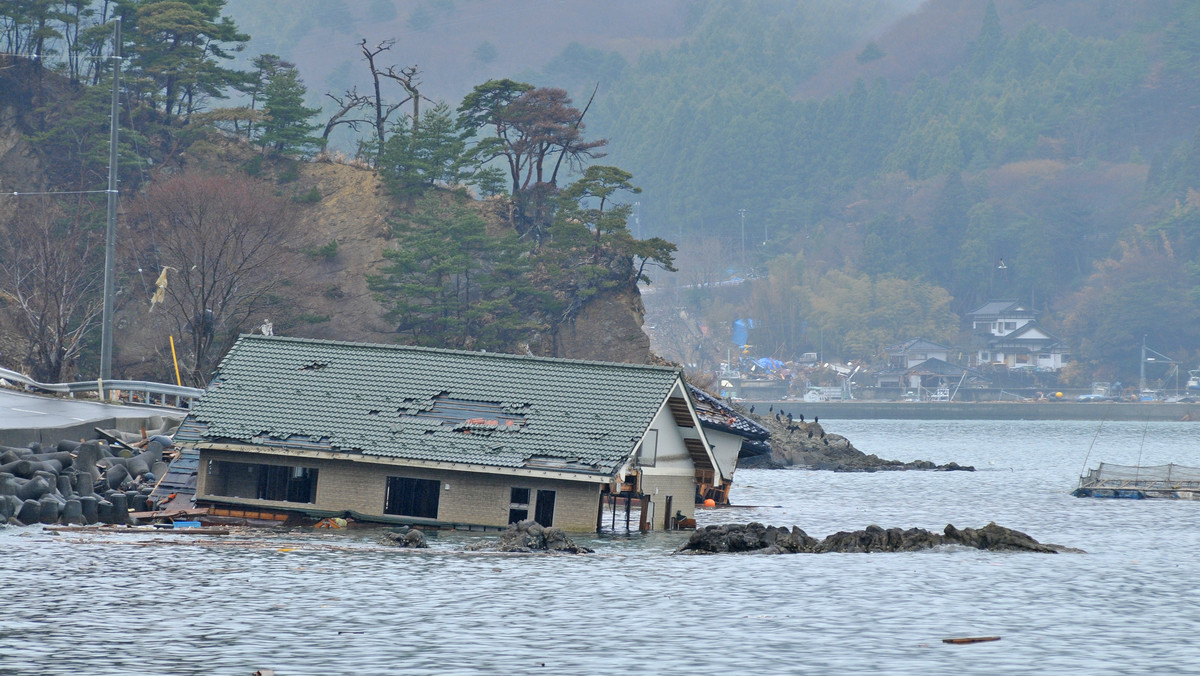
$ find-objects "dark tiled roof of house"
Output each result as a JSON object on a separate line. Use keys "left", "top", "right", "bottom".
{"left": 176, "top": 335, "right": 685, "bottom": 477}
{"left": 688, "top": 384, "right": 770, "bottom": 441}
{"left": 905, "top": 357, "right": 966, "bottom": 376}
{"left": 966, "top": 300, "right": 1035, "bottom": 318}
{"left": 884, "top": 337, "right": 951, "bottom": 354}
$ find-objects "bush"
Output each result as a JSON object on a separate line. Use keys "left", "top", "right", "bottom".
{"left": 277, "top": 160, "right": 300, "bottom": 183}
{"left": 244, "top": 155, "right": 264, "bottom": 177}
{"left": 295, "top": 186, "right": 322, "bottom": 203}
{"left": 304, "top": 240, "right": 338, "bottom": 261}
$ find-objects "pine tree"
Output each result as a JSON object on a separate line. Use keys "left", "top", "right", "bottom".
{"left": 378, "top": 101, "right": 466, "bottom": 197}
{"left": 257, "top": 62, "right": 322, "bottom": 156}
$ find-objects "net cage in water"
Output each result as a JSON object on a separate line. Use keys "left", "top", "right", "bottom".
{"left": 1074, "top": 463, "right": 1200, "bottom": 499}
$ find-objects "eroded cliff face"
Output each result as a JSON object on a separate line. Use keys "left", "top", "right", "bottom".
{"left": 544, "top": 284, "right": 653, "bottom": 364}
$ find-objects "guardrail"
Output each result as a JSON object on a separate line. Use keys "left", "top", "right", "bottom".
{"left": 0, "top": 367, "right": 204, "bottom": 409}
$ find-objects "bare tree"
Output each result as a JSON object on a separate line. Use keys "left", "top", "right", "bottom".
{"left": 358, "top": 39, "right": 413, "bottom": 160}
{"left": 0, "top": 197, "right": 104, "bottom": 382}
{"left": 382, "top": 64, "right": 433, "bottom": 132}
{"left": 131, "top": 172, "right": 299, "bottom": 386}
{"left": 322, "top": 86, "right": 372, "bottom": 145}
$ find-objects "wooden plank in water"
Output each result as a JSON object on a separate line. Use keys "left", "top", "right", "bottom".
{"left": 45, "top": 525, "right": 229, "bottom": 535}
{"left": 942, "top": 636, "right": 1001, "bottom": 645}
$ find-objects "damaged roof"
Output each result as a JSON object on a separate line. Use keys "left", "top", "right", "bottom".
{"left": 687, "top": 384, "right": 770, "bottom": 441}
{"left": 175, "top": 335, "right": 686, "bottom": 478}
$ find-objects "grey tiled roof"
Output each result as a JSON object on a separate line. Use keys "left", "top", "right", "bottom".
{"left": 177, "top": 335, "right": 684, "bottom": 477}
{"left": 688, "top": 384, "right": 770, "bottom": 441}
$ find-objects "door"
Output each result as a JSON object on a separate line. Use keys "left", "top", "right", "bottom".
{"left": 534, "top": 489, "right": 555, "bottom": 527}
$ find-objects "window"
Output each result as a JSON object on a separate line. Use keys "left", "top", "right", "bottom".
{"left": 638, "top": 429, "right": 658, "bottom": 467}
{"left": 208, "top": 461, "right": 318, "bottom": 503}
{"left": 509, "top": 487, "right": 530, "bottom": 524}
{"left": 534, "top": 490, "right": 556, "bottom": 527}
{"left": 1004, "top": 321, "right": 1017, "bottom": 331}
{"left": 384, "top": 476, "right": 440, "bottom": 519}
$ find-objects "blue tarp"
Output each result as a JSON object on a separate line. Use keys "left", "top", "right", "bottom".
{"left": 755, "top": 357, "right": 785, "bottom": 371}
{"left": 732, "top": 318, "right": 756, "bottom": 347}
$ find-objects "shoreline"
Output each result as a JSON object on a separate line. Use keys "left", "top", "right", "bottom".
{"left": 748, "top": 400, "right": 1200, "bottom": 421}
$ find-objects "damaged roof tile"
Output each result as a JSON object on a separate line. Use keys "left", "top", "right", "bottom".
{"left": 176, "top": 335, "right": 685, "bottom": 477}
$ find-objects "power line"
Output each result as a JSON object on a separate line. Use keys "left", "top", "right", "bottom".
{"left": 4, "top": 190, "right": 113, "bottom": 196}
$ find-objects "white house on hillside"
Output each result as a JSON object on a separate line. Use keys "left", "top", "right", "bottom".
{"left": 965, "top": 300, "right": 1069, "bottom": 371}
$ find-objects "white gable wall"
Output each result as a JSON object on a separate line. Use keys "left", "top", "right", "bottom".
{"left": 633, "top": 397, "right": 702, "bottom": 529}
{"left": 701, "top": 427, "right": 744, "bottom": 483}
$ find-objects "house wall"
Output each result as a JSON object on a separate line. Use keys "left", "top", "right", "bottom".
{"left": 703, "top": 428, "right": 742, "bottom": 483}
{"left": 638, "top": 404, "right": 700, "bottom": 527}
{"left": 197, "top": 449, "right": 602, "bottom": 531}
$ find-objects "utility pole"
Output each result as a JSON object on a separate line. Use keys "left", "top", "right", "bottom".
{"left": 633, "top": 201, "right": 640, "bottom": 240}
{"left": 738, "top": 208, "right": 746, "bottom": 271}
{"left": 100, "top": 17, "right": 121, "bottom": 387}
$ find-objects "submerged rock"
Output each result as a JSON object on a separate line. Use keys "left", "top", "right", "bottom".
{"left": 466, "top": 520, "right": 593, "bottom": 554}
{"left": 381, "top": 528, "right": 429, "bottom": 548}
{"left": 675, "top": 522, "right": 1079, "bottom": 555}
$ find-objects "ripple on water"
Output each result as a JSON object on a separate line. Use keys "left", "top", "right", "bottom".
{"left": 2, "top": 420, "right": 1198, "bottom": 674}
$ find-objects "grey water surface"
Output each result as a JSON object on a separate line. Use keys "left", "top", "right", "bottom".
{"left": 2, "top": 419, "right": 1198, "bottom": 675}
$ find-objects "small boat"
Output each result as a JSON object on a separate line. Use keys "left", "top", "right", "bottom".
{"left": 1188, "top": 369, "right": 1200, "bottom": 393}
{"left": 1073, "top": 462, "right": 1200, "bottom": 500}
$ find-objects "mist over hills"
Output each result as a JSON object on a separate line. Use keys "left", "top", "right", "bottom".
{"left": 4, "top": 0, "right": 1198, "bottom": 385}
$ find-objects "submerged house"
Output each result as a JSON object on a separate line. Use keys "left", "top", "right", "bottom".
{"left": 687, "top": 384, "right": 770, "bottom": 504}
{"left": 175, "top": 335, "right": 726, "bottom": 532}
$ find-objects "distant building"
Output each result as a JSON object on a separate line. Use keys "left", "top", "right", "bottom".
{"left": 965, "top": 300, "right": 1069, "bottom": 371}
{"left": 177, "top": 335, "right": 730, "bottom": 532}
{"left": 873, "top": 338, "right": 953, "bottom": 388}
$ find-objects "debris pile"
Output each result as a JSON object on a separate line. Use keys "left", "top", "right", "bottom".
{"left": 0, "top": 434, "right": 175, "bottom": 527}
{"left": 466, "top": 519, "right": 594, "bottom": 554}
{"left": 675, "top": 522, "right": 1079, "bottom": 555}
{"left": 381, "top": 528, "right": 429, "bottom": 548}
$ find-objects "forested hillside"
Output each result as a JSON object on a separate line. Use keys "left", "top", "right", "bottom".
{"left": 569, "top": 0, "right": 1200, "bottom": 383}
{"left": 0, "top": 0, "right": 671, "bottom": 385}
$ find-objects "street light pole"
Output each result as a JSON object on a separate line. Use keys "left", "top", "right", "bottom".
{"left": 99, "top": 17, "right": 121, "bottom": 386}
{"left": 738, "top": 208, "right": 746, "bottom": 271}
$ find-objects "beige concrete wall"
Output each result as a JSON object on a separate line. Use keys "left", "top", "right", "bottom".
{"left": 197, "top": 450, "right": 603, "bottom": 531}
{"left": 640, "top": 472, "right": 697, "bottom": 530}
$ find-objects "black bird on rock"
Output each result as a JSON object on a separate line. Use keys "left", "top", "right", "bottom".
{"left": 814, "top": 416, "right": 819, "bottom": 423}
{"left": 799, "top": 414, "right": 804, "bottom": 422}
{"left": 750, "top": 405, "right": 755, "bottom": 413}
{"left": 769, "top": 405, "right": 773, "bottom": 412}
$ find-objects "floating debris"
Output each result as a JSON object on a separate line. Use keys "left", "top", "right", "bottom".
{"left": 466, "top": 519, "right": 593, "bottom": 554}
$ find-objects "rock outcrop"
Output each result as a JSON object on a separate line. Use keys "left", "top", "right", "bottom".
{"left": 381, "top": 528, "right": 429, "bottom": 548}
{"left": 466, "top": 519, "right": 594, "bottom": 554}
{"left": 738, "top": 412, "right": 973, "bottom": 472}
{"left": 676, "top": 522, "right": 1079, "bottom": 555}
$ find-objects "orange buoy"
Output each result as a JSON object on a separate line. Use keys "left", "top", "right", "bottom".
{"left": 703, "top": 498, "right": 716, "bottom": 507}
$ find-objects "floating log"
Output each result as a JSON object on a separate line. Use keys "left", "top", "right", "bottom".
{"left": 942, "top": 636, "right": 1001, "bottom": 644}
{"left": 43, "top": 525, "right": 230, "bottom": 535}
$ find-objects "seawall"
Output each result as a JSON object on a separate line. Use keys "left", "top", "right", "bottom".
{"left": 755, "top": 400, "right": 1200, "bottom": 421}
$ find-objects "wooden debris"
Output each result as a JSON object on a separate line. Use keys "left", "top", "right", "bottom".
{"left": 942, "top": 636, "right": 1001, "bottom": 644}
